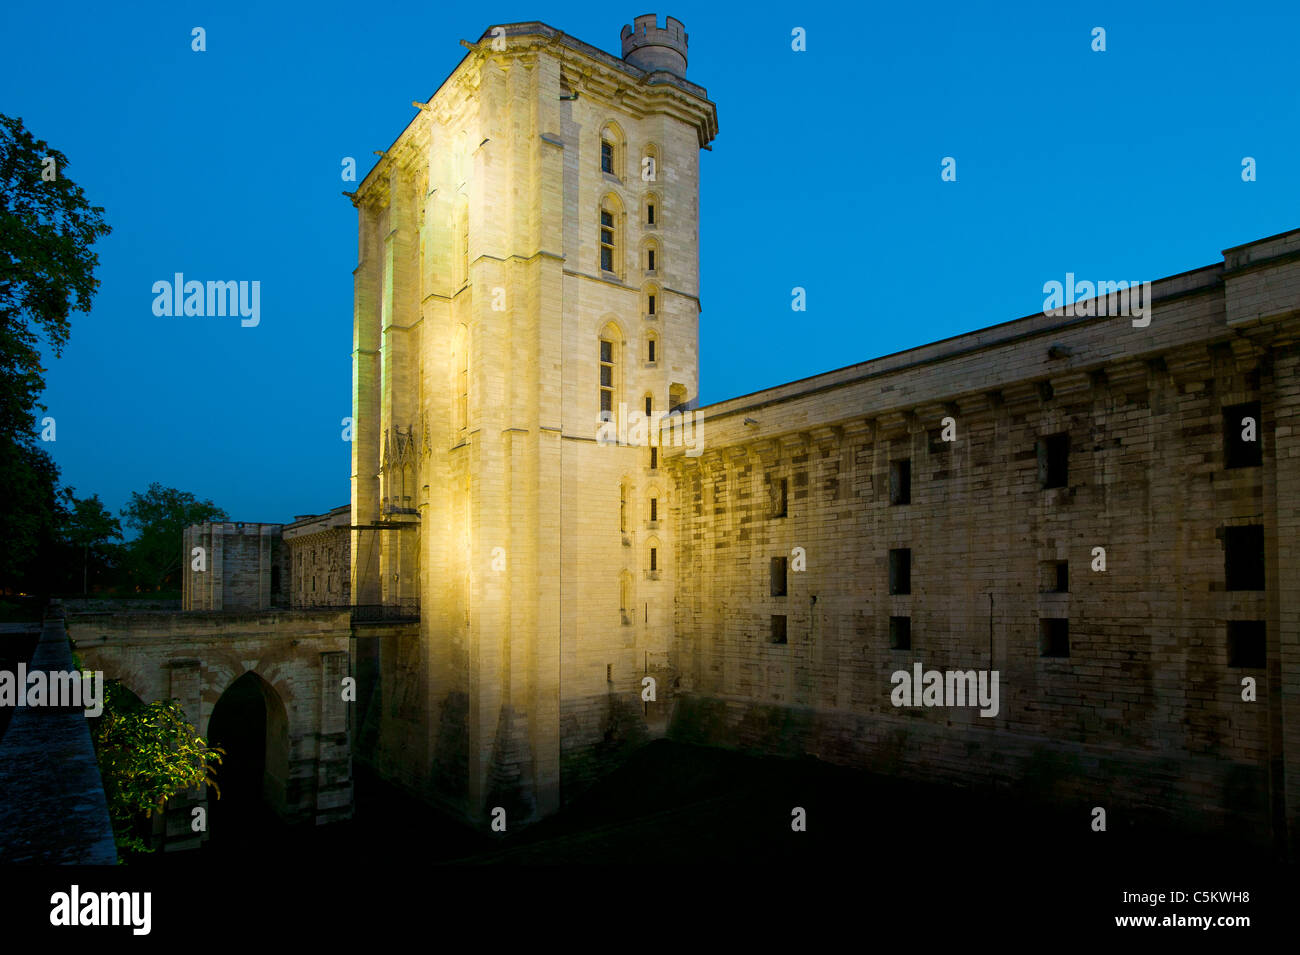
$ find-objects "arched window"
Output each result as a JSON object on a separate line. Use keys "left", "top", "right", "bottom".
{"left": 600, "top": 122, "right": 625, "bottom": 179}
{"left": 640, "top": 143, "right": 659, "bottom": 184}
{"left": 599, "top": 321, "right": 622, "bottom": 419}
{"left": 644, "top": 283, "right": 660, "bottom": 319}
{"left": 643, "top": 192, "right": 659, "bottom": 228}
{"left": 646, "top": 331, "right": 658, "bottom": 365}
{"left": 599, "top": 194, "right": 624, "bottom": 277}
{"left": 642, "top": 237, "right": 660, "bottom": 275}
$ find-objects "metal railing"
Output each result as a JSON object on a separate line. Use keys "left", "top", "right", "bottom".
{"left": 349, "top": 600, "right": 420, "bottom": 623}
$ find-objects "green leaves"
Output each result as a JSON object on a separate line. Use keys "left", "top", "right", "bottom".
{"left": 0, "top": 113, "right": 111, "bottom": 594}
{"left": 120, "top": 483, "right": 229, "bottom": 591}
{"left": 88, "top": 681, "right": 223, "bottom": 858}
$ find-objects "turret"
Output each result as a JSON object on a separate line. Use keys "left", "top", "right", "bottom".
{"left": 620, "top": 14, "right": 688, "bottom": 77}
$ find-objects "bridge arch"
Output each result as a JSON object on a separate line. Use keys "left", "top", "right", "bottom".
{"left": 207, "top": 670, "right": 290, "bottom": 823}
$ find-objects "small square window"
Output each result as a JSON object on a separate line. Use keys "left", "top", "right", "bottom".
{"left": 1039, "top": 618, "right": 1069, "bottom": 657}
{"left": 771, "top": 614, "right": 787, "bottom": 645}
{"left": 889, "top": 548, "right": 911, "bottom": 595}
{"left": 1038, "top": 433, "right": 1069, "bottom": 489}
{"left": 1223, "top": 402, "right": 1262, "bottom": 469}
{"left": 770, "top": 556, "right": 787, "bottom": 597}
{"left": 889, "top": 616, "right": 910, "bottom": 650}
{"left": 1224, "top": 525, "right": 1265, "bottom": 591}
{"left": 1227, "top": 621, "right": 1265, "bottom": 668}
{"left": 889, "top": 459, "right": 911, "bottom": 505}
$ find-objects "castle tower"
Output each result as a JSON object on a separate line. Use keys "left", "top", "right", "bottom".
{"left": 349, "top": 17, "right": 717, "bottom": 823}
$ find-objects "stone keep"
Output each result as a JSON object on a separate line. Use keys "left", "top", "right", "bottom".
{"left": 349, "top": 17, "right": 717, "bottom": 820}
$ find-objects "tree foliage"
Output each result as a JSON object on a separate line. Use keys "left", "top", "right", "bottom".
{"left": 60, "top": 487, "right": 122, "bottom": 595}
{"left": 0, "top": 113, "right": 111, "bottom": 592}
{"left": 87, "top": 679, "right": 223, "bottom": 858}
{"left": 120, "top": 483, "right": 228, "bottom": 591}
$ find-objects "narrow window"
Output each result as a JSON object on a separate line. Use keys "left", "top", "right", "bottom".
{"left": 647, "top": 249, "right": 656, "bottom": 271}
{"left": 889, "top": 616, "right": 910, "bottom": 650}
{"left": 1224, "top": 525, "right": 1265, "bottom": 591}
{"left": 770, "top": 556, "right": 788, "bottom": 597}
{"left": 619, "top": 483, "right": 626, "bottom": 532}
{"left": 1055, "top": 561, "right": 1069, "bottom": 593}
{"left": 650, "top": 447, "right": 658, "bottom": 469}
{"left": 1223, "top": 401, "right": 1262, "bottom": 469}
{"left": 601, "top": 140, "right": 613, "bottom": 174}
{"left": 645, "top": 395, "right": 653, "bottom": 417}
{"left": 1227, "top": 621, "right": 1265, "bottom": 667}
{"left": 600, "top": 210, "right": 615, "bottom": 272}
{"left": 647, "top": 293, "right": 656, "bottom": 316}
{"left": 607, "top": 662, "right": 613, "bottom": 682}
{"left": 649, "top": 497, "right": 658, "bottom": 523}
{"left": 1038, "top": 433, "right": 1069, "bottom": 489}
{"left": 889, "top": 459, "right": 911, "bottom": 505}
{"left": 771, "top": 615, "right": 788, "bottom": 645}
{"left": 889, "top": 548, "right": 911, "bottom": 595}
{"left": 599, "top": 339, "right": 614, "bottom": 415}
{"left": 650, "top": 546, "right": 658, "bottom": 572}
{"left": 648, "top": 338, "right": 656, "bottom": 363}
{"left": 460, "top": 206, "right": 469, "bottom": 285}
{"left": 647, "top": 203, "right": 656, "bottom": 225}
{"left": 1039, "top": 618, "right": 1069, "bottom": 657}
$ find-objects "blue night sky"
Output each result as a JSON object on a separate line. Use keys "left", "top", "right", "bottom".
{"left": 3, "top": 0, "right": 1297, "bottom": 524}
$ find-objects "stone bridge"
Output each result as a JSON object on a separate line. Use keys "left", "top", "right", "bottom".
{"left": 67, "top": 609, "right": 357, "bottom": 850}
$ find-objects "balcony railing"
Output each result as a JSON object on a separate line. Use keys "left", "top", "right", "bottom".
{"left": 285, "top": 600, "right": 420, "bottom": 624}
{"left": 350, "top": 600, "right": 420, "bottom": 623}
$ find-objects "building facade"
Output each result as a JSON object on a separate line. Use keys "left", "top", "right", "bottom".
{"left": 345, "top": 16, "right": 1299, "bottom": 852}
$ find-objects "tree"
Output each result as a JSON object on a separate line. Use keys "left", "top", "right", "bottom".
{"left": 0, "top": 113, "right": 112, "bottom": 592}
{"left": 84, "top": 678, "right": 223, "bottom": 859}
{"left": 121, "top": 483, "right": 229, "bottom": 591}
{"left": 60, "top": 487, "right": 122, "bottom": 596}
